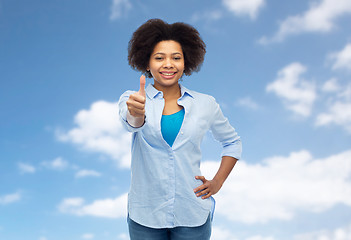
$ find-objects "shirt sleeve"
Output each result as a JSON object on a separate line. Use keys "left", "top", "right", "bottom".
{"left": 209, "top": 96, "right": 242, "bottom": 160}
{"left": 118, "top": 90, "right": 147, "bottom": 133}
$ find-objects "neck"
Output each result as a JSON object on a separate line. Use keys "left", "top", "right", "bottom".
{"left": 153, "top": 82, "right": 181, "bottom": 100}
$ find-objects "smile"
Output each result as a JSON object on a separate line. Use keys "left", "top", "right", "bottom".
{"left": 161, "top": 72, "right": 177, "bottom": 76}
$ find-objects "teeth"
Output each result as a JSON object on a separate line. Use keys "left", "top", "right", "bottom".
{"left": 162, "top": 72, "right": 175, "bottom": 76}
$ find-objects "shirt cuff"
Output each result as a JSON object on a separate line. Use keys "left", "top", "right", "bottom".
{"left": 221, "top": 139, "right": 242, "bottom": 160}
{"left": 126, "top": 111, "right": 146, "bottom": 128}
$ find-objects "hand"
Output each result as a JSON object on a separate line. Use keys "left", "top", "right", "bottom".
{"left": 193, "top": 176, "right": 222, "bottom": 199}
{"left": 126, "top": 75, "right": 146, "bottom": 118}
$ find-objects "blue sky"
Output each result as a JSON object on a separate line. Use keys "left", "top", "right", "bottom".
{"left": 1, "top": 0, "right": 351, "bottom": 239}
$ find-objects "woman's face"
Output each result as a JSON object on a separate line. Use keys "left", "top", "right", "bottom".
{"left": 148, "top": 40, "right": 185, "bottom": 90}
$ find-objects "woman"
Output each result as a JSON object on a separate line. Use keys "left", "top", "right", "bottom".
{"left": 118, "top": 19, "right": 242, "bottom": 240}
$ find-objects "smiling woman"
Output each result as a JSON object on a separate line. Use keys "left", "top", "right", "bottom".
{"left": 147, "top": 40, "right": 185, "bottom": 91}
{"left": 118, "top": 18, "right": 242, "bottom": 240}
{"left": 127, "top": 19, "right": 206, "bottom": 78}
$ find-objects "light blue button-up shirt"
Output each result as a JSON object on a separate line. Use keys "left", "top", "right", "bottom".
{"left": 118, "top": 84, "right": 242, "bottom": 229}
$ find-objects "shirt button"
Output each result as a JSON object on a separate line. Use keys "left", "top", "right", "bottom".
{"left": 180, "top": 131, "right": 184, "bottom": 134}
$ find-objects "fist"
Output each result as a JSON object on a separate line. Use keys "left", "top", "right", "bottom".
{"left": 126, "top": 75, "right": 146, "bottom": 118}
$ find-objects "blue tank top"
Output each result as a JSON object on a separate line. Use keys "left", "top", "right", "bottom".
{"left": 161, "top": 108, "right": 185, "bottom": 147}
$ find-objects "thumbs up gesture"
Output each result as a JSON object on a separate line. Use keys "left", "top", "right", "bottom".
{"left": 126, "top": 75, "right": 146, "bottom": 127}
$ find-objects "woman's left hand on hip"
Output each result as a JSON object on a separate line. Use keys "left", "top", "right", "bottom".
{"left": 193, "top": 176, "right": 222, "bottom": 199}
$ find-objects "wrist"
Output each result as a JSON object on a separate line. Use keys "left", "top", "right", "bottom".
{"left": 127, "top": 111, "right": 145, "bottom": 127}
{"left": 213, "top": 177, "right": 224, "bottom": 187}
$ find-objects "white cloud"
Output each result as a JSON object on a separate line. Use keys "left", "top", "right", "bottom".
{"left": 0, "top": 192, "right": 21, "bottom": 205}
{"left": 259, "top": 0, "right": 351, "bottom": 44}
{"left": 117, "top": 233, "right": 129, "bottom": 240}
{"left": 294, "top": 223, "right": 351, "bottom": 240}
{"left": 211, "top": 226, "right": 275, "bottom": 240}
{"left": 316, "top": 100, "right": 351, "bottom": 132}
{"left": 57, "top": 101, "right": 131, "bottom": 169}
{"left": 246, "top": 236, "right": 275, "bottom": 240}
{"left": 58, "top": 193, "right": 128, "bottom": 218}
{"left": 211, "top": 226, "right": 238, "bottom": 240}
{"left": 191, "top": 10, "right": 224, "bottom": 22}
{"left": 18, "top": 162, "right": 36, "bottom": 174}
{"left": 41, "top": 157, "right": 68, "bottom": 171}
{"left": 236, "top": 96, "right": 259, "bottom": 110}
{"left": 330, "top": 43, "right": 351, "bottom": 71}
{"left": 201, "top": 149, "right": 351, "bottom": 223}
{"left": 75, "top": 169, "right": 101, "bottom": 178}
{"left": 222, "top": 0, "right": 265, "bottom": 20}
{"left": 316, "top": 82, "right": 351, "bottom": 133}
{"left": 266, "top": 62, "right": 316, "bottom": 117}
{"left": 59, "top": 197, "right": 84, "bottom": 209}
{"left": 322, "top": 78, "right": 341, "bottom": 92}
{"left": 110, "top": 0, "right": 132, "bottom": 20}
{"left": 82, "top": 233, "right": 94, "bottom": 239}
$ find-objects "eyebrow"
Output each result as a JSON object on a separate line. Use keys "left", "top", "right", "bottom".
{"left": 152, "top": 52, "right": 183, "bottom": 56}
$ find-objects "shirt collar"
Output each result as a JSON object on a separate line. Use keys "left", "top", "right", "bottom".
{"left": 146, "top": 83, "right": 194, "bottom": 99}
{"left": 179, "top": 84, "right": 194, "bottom": 99}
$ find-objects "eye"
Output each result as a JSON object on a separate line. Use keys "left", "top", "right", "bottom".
{"left": 173, "top": 56, "right": 182, "bottom": 60}
{"left": 155, "top": 56, "right": 163, "bottom": 60}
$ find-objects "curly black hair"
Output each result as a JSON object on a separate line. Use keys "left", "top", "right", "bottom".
{"left": 128, "top": 19, "right": 206, "bottom": 78}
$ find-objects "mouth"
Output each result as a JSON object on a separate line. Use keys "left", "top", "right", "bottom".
{"left": 161, "top": 71, "right": 177, "bottom": 76}
{"left": 160, "top": 71, "right": 177, "bottom": 78}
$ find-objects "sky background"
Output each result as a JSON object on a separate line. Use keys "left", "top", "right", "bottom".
{"left": 1, "top": 0, "right": 351, "bottom": 239}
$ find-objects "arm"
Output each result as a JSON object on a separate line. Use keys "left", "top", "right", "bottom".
{"left": 194, "top": 97, "right": 241, "bottom": 199}
{"left": 118, "top": 75, "right": 147, "bottom": 131}
{"left": 194, "top": 156, "right": 237, "bottom": 199}
{"left": 126, "top": 75, "right": 146, "bottom": 127}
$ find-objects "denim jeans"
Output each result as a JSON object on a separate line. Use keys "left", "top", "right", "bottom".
{"left": 127, "top": 214, "right": 212, "bottom": 240}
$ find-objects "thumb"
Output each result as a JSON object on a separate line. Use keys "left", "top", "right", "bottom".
{"left": 138, "top": 75, "right": 146, "bottom": 96}
{"left": 195, "top": 176, "right": 206, "bottom": 182}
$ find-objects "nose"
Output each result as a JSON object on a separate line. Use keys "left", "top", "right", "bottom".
{"left": 163, "top": 57, "right": 173, "bottom": 68}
